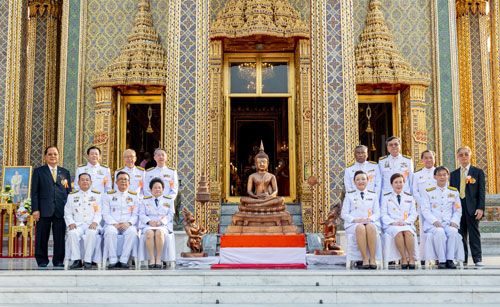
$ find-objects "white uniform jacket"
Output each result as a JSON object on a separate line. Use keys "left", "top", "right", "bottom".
{"left": 421, "top": 186, "right": 462, "bottom": 232}
{"left": 102, "top": 190, "right": 139, "bottom": 226}
{"left": 341, "top": 189, "right": 380, "bottom": 231}
{"left": 143, "top": 166, "right": 178, "bottom": 204}
{"left": 412, "top": 166, "right": 436, "bottom": 208}
{"left": 379, "top": 154, "right": 414, "bottom": 194}
{"left": 139, "top": 196, "right": 174, "bottom": 233}
{"left": 64, "top": 189, "right": 102, "bottom": 227}
{"left": 381, "top": 191, "right": 418, "bottom": 232}
{"left": 114, "top": 166, "right": 145, "bottom": 196}
{"left": 344, "top": 161, "right": 382, "bottom": 197}
{"left": 75, "top": 162, "right": 112, "bottom": 194}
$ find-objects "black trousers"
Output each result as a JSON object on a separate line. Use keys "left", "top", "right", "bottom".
{"left": 35, "top": 216, "right": 66, "bottom": 265}
{"left": 459, "top": 199, "right": 482, "bottom": 263}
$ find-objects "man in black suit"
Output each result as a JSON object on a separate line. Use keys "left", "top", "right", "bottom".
{"left": 31, "top": 146, "right": 72, "bottom": 268}
{"left": 450, "top": 146, "right": 485, "bottom": 267}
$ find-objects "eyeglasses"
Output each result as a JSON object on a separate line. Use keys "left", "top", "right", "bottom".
{"left": 387, "top": 143, "right": 400, "bottom": 147}
{"left": 116, "top": 178, "right": 129, "bottom": 182}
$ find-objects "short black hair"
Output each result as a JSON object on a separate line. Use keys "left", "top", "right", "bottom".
{"left": 390, "top": 173, "right": 405, "bottom": 184}
{"left": 115, "top": 171, "right": 130, "bottom": 180}
{"left": 149, "top": 177, "right": 164, "bottom": 190}
{"left": 78, "top": 172, "right": 92, "bottom": 180}
{"left": 87, "top": 146, "right": 101, "bottom": 155}
{"left": 434, "top": 166, "right": 450, "bottom": 176}
{"left": 353, "top": 170, "right": 367, "bottom": 180}
{"left": 386, "top": 136, "right": 401, "bottom": 146}
{"left": 44, "top": 145, "right": 59, "bottom": 155}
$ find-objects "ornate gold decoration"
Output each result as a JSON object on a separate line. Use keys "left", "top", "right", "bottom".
{"left": 28, "top": 0, "right": 62, "bottom": 19}
{"left": 93, "top": 0, "right": 167, "bottom": 88}
{"left": 56, "top": 0, "right": 69, "bottom": 163}
{"left": 456, "top": 0, "right": 489, "bottom": 16}
{"left": 356, "top": 0, "right": 430, "bottom": 164}
{"left": 355, "top": 0, "right": 431, "bottom": 87}
{"left": 490, "top": 0, "right": 500, "bottom": 192}
{"left": 210, "top": 0, "right": 309, "bottom": 39}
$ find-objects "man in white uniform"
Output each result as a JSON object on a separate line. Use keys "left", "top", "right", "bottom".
{"left": 75, "top": 146, "right": 112, "bottom": 193}
{"left": 64, "top": 173, "right": 102, "bottom": 269}
{"left": 114, "top": 149, "right": 145, "bottom": 195}
{"left": 144, "top": 148, "right": 178, "bottom": 210}
{"left": 102, "top": 171, "right": 139, "bottom": 269}
{"left": 379, "top": 136, "right": 413, "bottom": 195}
{"left": 344, "top": 145, "right": 381, "bottom": 197}
{"left": 422, "top": 166, "right": 463, "bottom": 269}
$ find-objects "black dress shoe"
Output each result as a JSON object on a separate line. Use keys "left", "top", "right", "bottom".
{"left": 369, "top": 264, "right": 377, "bottom": 270}
{"left": 358, "top": 264, "right": 369, "bottom": 270}
{"left": 408, "top": 264, "right": 416, "bottom": 270}
{"left": 148, "top": 264, "right": 155, "bottom": 269}
{"left": 38, "top": 263, "right": 48, "bottom": 268}
{"left": 91, "top": 262, "right": 98, "bottom": 267}
{"left": 119, "top": 262, "right": 130, "bottom": 269}
{"left": 446, "top": 260, "right": 457, "bottom": 269}
{"left": 84, "top": 262, "right": 92, "bottom": 269}
{"left": 155, "top": 264, "right": 162, "bottom": 269}
{"left": 53, "top": 263, "right": 65, "bottom": 268}
{"left": 401, "top": 264, "right": 409, "bottom": 269}
{"left": 69, "top": 260, "right": 82, "bottom": 269}
{"left": 437, "top": 262, "right": 446, "bottom": 269}
{"left": 107, "top": 262, "right": 118, "bottom": 269}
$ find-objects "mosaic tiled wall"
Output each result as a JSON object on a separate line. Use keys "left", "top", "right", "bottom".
{"left": 353, "top": 0, "right": 436, "bottom": 151}
{"left": 436, "top": 0, "right": 457, "bottom": 168}
{"left": 210, "top": 0, "right": 310, "bottom": 21}
{"left": 0, "top": 0, "right": 9, "bottom": 167}
{"left": 30, "top": 18, "right": 48, "bottom": 167}
{"left": 178, "top": 0, "right": 197, "bottom": 211}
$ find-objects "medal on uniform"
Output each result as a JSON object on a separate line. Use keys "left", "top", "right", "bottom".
{"left": 169, "top": 179, "right": 174, "bottom": 189}
{"left": 404, "top": 211, "right": 408, "bottom": 221}
{"left": 92, "top": 202, "right": 99, "bottom": 213}
{"left": 367, "top": 208, "right": 372, "bottom": 218}
{"left": 126, "top": 197, "right": 133, "bottom": 203}
{"left": 454, "top": 202, "right": 461, "bottom": 209}
{"left": 128, "top": 205, "right": 136, "bottom": 213}
{"left": 112, "top": 197, "right": 117, "bottom": 201}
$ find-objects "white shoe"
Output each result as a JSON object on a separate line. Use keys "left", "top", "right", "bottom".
{"left": 475, "top": 261, "right": 485, "bottom": 267}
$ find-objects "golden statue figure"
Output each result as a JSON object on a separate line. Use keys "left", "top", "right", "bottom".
{"left": 227, "top": 141, "right": 297, "bottom": 234}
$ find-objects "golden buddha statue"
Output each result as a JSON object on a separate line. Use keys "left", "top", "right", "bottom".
{"left": 227, "top": 141, "right": 297, "bottom": 234}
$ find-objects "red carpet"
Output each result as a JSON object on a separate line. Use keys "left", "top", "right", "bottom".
{"left": 211, "top": 263, "right": 307, "bottom": 270}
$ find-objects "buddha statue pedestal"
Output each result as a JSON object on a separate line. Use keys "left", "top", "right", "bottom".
{"left": 226, "top": 142, "right": 297, "bottom": 235}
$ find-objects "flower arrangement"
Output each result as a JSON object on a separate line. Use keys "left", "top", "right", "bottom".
{"left": 20, "top": 198, "right": 32, "bottom": 214}
{"left": 16, "top": 198, "right": 32, "bottom": 226}
{"left": 466, "top": 175, "right": 476, "bottom": 184}
{"left": 0, "top": 185, "right": 14, "bottom": 203}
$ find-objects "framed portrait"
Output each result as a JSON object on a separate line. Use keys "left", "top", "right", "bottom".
{"left": 2, "top": 166, "right": 32, "bottom": 204}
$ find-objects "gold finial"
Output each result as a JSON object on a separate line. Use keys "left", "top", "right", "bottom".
{"left": 259, "top": 140, "right": 265, "bottom": 152}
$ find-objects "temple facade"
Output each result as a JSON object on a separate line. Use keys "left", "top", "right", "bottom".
{"left": 0, "top": 0, "right": 498, "bottom": 232}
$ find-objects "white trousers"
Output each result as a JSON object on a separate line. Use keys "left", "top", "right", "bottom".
{"left": 67, "top": 225, "right": 98, "bottom": 263}
{"left": 427, "top": 225, "right": 460, "bottom": 262}
{"left": 104, "top": 225, "right": 137, "bottom": 264}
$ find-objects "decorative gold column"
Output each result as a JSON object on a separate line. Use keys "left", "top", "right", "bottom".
{"left": 23, "top": 0, "right": 62, "bottom": 165}
{"left": 3, "top": 0, "right": 25, "bottom": 166}
{"left": 93, "top": 87, "right": 116, "bottom": 167}
{"left": 456, "top": 0, "right": 497, "bottom": 193}
{"left": 401, "top": 85, "right": 430, "bottom": 162}
{"left": 490, "top": 0, "right": 500, "bottom": 192}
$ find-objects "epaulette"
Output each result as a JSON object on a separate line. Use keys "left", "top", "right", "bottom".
{"left": 78, "top": 164, "right": 86, "bottom": 167}
{"left": 368, "top": 161, "right": 377, "bottom": 164}
{"left": 136, "top": 166, "right": 145, "bottom": 171}
{"left": 379, "top": 155, "right": 388, "bottom": 161}
{"left": 426, "top": 187, "right": 436, "bottom": 192}
{"left": 448, "top": 186, "right": 458, "bottom": 191}
{"left": 346, "top": 162, "right": 354, "bottom": 168}
{"left": 128, "top": 191, "right": 137, "bottom": 195}
{"left": 347, "top": 190, "right": 355, "bottom": 194}
{"left": 415, "top": 166, "right": 423, "bottom": 172}
{"left": 91, "top": 189, "right": 101, "bottom": 194}
{"left": 403, "top": 154, "right": 412, "bottom": 159}
{"left": 69, "top": 190, "right": 78, "bottom": 194}
{"left": 368, "top": 190, "right": 375, "bottom": 194}
{"left": 404, "top": 191, "right": 412, "bottom": 196}
{"left": 101, "top": 164, "right": 109, "bottom": 169}
{"left": 384, "top": 192, "right": 391, "bottom": 196}
{"left": 163, "top": 195, "right": 173, "bottom": 199}
{"left": 146, "top": 167, "right": 155, "bottom": 171}
{"left": 143, "top": 195, "right": 152, "bottom": 199}
{"left": 107, "top": 190, "right": 116, "bottom": 194}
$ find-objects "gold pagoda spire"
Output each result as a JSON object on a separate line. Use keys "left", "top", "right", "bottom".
{"left": 210, "top": 0, "right": 309, "bottom": 39}
{"left": 355, "top": 0, "right": 430, "bottom": 86}
{"left": 93, "top": 0, "right": 167, "bottom": 87}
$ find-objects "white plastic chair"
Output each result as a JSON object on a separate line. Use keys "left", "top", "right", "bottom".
{"left": 137, "top": 230, "right": 176, "bottom": 269}
{"left": 102, "top": 233, "right": 139, "bottom": 269}
{"left": 382, "top": 232, "right": 420, "bottom": 269}
{"left": 345, "top": 232, "right": 383, "bottom": 270}
{"left": 64, "top": 233, "right": 103, "bottom": 270}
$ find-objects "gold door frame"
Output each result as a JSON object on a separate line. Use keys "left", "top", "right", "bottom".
{"left": 357, "top": 93, "right": 401, "bottom": 137}
{"left": 117, "top": 92, "right": 163, "bottom": 167}
{"left": 223, "top": 53, "right": 297, "bottom": 203}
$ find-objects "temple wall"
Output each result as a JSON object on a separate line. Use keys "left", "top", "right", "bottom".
{"left": 0, "top": 0, "right": 9, "bottom": 168}
{"left": 210, "top": 0, "right": 310, "bottom": 21}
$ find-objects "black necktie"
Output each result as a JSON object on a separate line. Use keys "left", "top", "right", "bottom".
{"left": 397, "top": 194, "right": 401, "bottom": 204}
{"left": 155, "top": 198, "right": 159, "bottom": 207}
{"left": 360, "top": 192, "right": 364, "bottom": 200}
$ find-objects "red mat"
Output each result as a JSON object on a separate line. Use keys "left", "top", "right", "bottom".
{"left": 211, "top": 263, "right": 307, "bottom": 270}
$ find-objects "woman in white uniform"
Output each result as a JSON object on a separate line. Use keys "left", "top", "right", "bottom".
{"left": 341, "top": 170, "right": 380, "bottom": 269}
{"left": 139, "top": 178, "right": 174, "bottom": 269}
{"left": 381, "top": 173, "right": 418, "bottom": 269}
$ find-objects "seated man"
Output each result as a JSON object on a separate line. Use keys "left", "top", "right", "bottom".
{"left": 64, "top": 173, "right": 102, "bottom": 269}
{"left": 422, "top": 166, "right": 463, "bottom": 269}
{"left": 102, "top": 171, "right": 139, "bottom": 269}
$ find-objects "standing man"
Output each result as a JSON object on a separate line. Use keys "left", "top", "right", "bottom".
{"left": 31, "top": 146, "right": 72, "bottom": 268}
{"left": 379, "top": 136, "right": 414, "bottom": 195}
{"left": 412, "top": 150, "right": 437, "bottom": 207}
{"left": 144, "top": 148, "right": 178, "bottom": 210}
{"left": 450, "top": 146, "right": 485, "bottom": 266}
{"left": 74, "top": 146, "right": 112, "bottom": 194}
{"left": 102, "top": 171, "right": 139, "bottom": 269}
{"left": 344, "top": 145, "right": 381, "bottom": 197}
{"left": 114, "top": 149, "right": 145, "bottom": 195}
{"left": 64, "top": 173, "right": 102, "bottom": 269}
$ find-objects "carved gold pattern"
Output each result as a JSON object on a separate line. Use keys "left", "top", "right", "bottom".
{"left": 210, "top": 0, "right": 309, "bottom": 39}
{"left": 23, "top": 15, "right": 38, "bottom": 165}
{"left": 456, "top": 0, "right": 489, "bottom": 16}
{"left": 28, "top": 0, "right": 61, "bottom": 19}
{"left": 490, "top": 0, "right": 500, "bottom": 192}
{"left": 57, "top": 0, "right": 69, "bottom": 163}
{"left": 449, "top": 0, "right": 463, "bottom": 160}
{"left": 356, "top": 0, "right": 430, "bottom": 164}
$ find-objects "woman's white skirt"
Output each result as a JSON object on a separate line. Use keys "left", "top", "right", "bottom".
{"left": 345, "top": 222, "right": 380, "bottom": 236}
{"left": 384, "top": 225, "right": 416, "bottom": 238}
